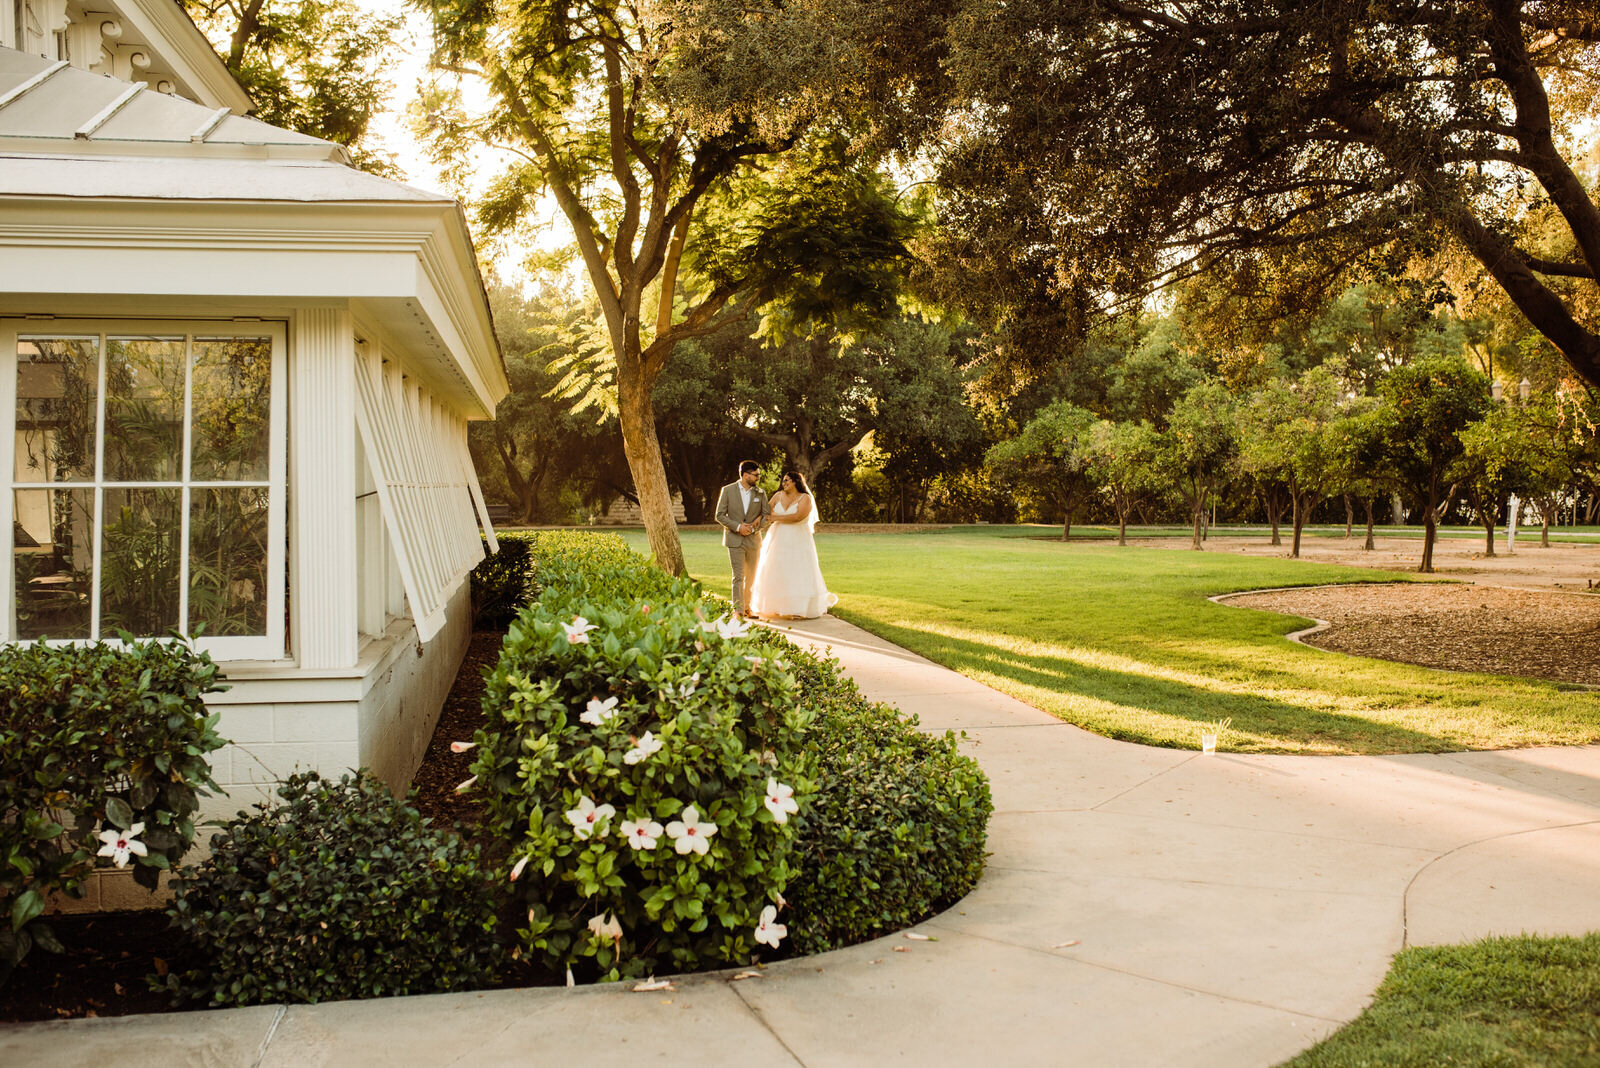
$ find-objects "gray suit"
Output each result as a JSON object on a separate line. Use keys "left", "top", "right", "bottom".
{"left": 715, "top": 480, "right": 769, "bottom": 614}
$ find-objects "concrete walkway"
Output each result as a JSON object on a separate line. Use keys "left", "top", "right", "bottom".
{"left": 8, "top": 614, "right": 1600, "bottom": 1067}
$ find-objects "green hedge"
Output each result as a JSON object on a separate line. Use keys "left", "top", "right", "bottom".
{"left": 0, "top": 639, "right": 227, "bottom": 980}
{"left": 161, "top": 771, "right": 503, "bottom": 1006}
{"left": 469, "top": 531, "right": 992, "bottom": 966}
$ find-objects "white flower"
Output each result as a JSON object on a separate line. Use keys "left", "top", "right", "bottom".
{"left": 580, "top": 696, "right": 619, "bottom": 726}
{"left": 665, "top": 805, "right": 718, "bottom": 856}
{"left": 620, "top": 817, "right": 664, "bottom": 850}
{"left": 759, "top": 749, "right": 778, "bottom": 767}
{"left": 587, "top": 912, "right": 623, "bottom": 943}
{"left": 565, "top": 796, "right": 616, "bottom": 840}
{"left": 623, "top": 731, "right": 663, "bottom": 765}
{"left": 562, "top": 616, "right": 599, "bottom": 644}
{"left": 763, "top": 778, "right": 799, "bottom": 825}
{"left": 699, "top": 619, "right": 719, "bottom": 635}
{"left": 676, "top": 673, "right": 700, "bottom": 699}
{"left": 96, "top": 822, "right": 147, "bottom": 869}
{"left": 509, "top": 855, "right": 530, "bottom": 882}
{"left": 754, "top": 905, "right": 787, "bottom": 948}
{"left": 716, "top": 615, "right": 752, "bottom": 640}
{"left": 455, "top": 775, "right": 477, "bottom": 793}
{"left": 450, "top": 740, "right": 476, "bottom": 754}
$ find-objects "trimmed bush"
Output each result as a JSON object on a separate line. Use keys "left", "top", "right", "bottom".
{"left": 160, "top": 771, "right": 503, "bottom": 1006}
{"left": 469, "top": 596, "right": 813, "bottom": 979}
{"left": 471, "top": 535, "right": 533, "bottom": 627}
{"left": 0, "top": 638, "right": 226, "bottom": 979}
{"left": 748, "top": 631, "right": 993, "bottom": 953}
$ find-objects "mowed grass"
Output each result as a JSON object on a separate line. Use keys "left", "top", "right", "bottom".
{"left": 626, "top": 525, "right": 1600, "bottom": 754}
{"left": 1282, "top": 934, "right": 1600, "bottom": 1067}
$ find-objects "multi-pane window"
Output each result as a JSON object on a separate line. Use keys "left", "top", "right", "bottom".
{"left": 2, "top": 320, "right": 286, "bottom": 658}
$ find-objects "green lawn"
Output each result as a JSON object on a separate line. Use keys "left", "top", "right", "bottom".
{"left": 624, "top": 526, "right": 1600, "bottom": 754}
{"left": 1282, "top": 934, "right": 1600, "bottom": 1067}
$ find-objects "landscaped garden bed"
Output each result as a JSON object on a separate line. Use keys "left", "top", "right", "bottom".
{"left": 1, "top": 531, "right": 991, "bottom": 1019}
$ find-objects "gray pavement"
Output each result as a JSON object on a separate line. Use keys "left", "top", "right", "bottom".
{"left": 7, "top": 614, "right": 1600, "bottom": 1067}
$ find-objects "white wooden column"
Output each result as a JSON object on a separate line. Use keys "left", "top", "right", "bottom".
{"left": 290, "top": 307, "right": 358, "bottom": 668}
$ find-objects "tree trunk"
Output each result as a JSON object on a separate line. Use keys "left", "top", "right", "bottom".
{"left": 1263, "top": 486, "right": 1283, "bottom": 546}
{"left": 1481, "top": 510, "right": 1496, "bottom": 557}
{"left": 1290, "top": 494, "right": 1305, "bottom": 558}
{"left": 1343, "top": 494, "right": 1354, "bottom": 538}
{"left": 1391, "top": 492, "right": 1406, "bottom": 524}
{"left": 1419, "top": 485, "right": 1439, "bottom": 573}
{"left": 1117, "top": 504, "right": 1128, "bottom": 546}
{"left": 1362, "top": 498, "right": 1376, "bottom": 551}
{"left": 1190, "top": 485, "right": 1205, "bottom": 550}
{"left": 617, "top": 371, "right": 685, "bottom": 576}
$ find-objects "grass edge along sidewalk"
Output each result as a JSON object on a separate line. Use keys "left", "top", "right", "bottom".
{"left": 633, "top": 526, "right": 1600, "bottom": 755}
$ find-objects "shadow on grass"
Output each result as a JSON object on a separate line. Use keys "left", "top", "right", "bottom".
{"left": 844, "top": 614, "right": 1459, "bottom": 754}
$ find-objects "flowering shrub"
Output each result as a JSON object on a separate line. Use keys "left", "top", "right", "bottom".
{"left": 746, "top": 631, "right": 993, "bottom": 954}
{"left": 160, "top": 771, "right": 503, "bottom": 1006}
{"left": 0, "top": 638, "right": 226, "bottom": 980}
{"left": 471, "top": 535, "right": 533, "bottom": 627}
{"left": 469, "top": 596, "right": 813, "bottom": 979}
{"left": 471, "top": 530, "right": 695, "bottom": 629}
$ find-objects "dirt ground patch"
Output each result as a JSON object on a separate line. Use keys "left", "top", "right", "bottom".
{"left": 1195, "top": 532, "right": 1600, "bottom": 685}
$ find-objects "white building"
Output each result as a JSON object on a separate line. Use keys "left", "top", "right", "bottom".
{"left": 0, "top": 0, "right": 507, "bottom": 899}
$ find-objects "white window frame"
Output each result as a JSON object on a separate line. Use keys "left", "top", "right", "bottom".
{"left": 0, "top": 317, "right": 288, "bottom": 659}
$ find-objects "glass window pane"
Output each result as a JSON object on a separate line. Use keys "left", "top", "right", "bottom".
{"left": 16, "top": 337, "right": 99, "bottom": 484}
{"left": 99, "top": 488, "right": 181, "bottom": 637}
{"left": 188, "top": 487, "right": 268, "bottom": 637}
{"left": 13, "top": 487, "right": 94, "bottom": 639}
{"left": 105, "top": 337, "right": 185, "bottom": 482}
{"left": 190, "top": 337, "right": 271, "bottom": 482}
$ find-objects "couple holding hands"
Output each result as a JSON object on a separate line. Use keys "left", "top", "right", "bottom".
{"left": 716, "top": 460, "right": 836, "bottom": 620}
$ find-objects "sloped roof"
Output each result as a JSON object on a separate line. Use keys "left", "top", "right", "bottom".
{"left": 0, "top": 47, "right": 451, "bottom": 204}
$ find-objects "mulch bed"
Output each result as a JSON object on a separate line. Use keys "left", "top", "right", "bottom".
{"left": 1223, "top": 583, "right": 1600, "bottom": 686}
{"left": 0, "top": 629, "right": 539, "bottom": 1025}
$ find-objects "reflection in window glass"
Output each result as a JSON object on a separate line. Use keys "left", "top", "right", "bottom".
{"left": 105, "top": 337, "right": 185, "bottom": 482}
{"left": 12, "top": 487, "right": 93, "bottom": 639}
{"left": 15, "top": 338, "right": 98, "bottom": 484}
{"left": 99, "top": 488, "right": 181, "bottom": 637}
{"left": 189, "top": 487, "right": 269, "bottom": 636}
{"left": 191, "top": 338, "right": 271, "bottom": 482}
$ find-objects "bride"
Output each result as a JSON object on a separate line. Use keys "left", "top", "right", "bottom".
{"left": 749, "top": 471, "right": 837, "bottom": 619}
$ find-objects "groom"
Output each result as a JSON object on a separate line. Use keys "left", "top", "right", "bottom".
{"left": 715, "top": 461, "right": 770, "bottom": 618}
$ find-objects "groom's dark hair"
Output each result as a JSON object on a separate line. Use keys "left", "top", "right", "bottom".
{"left": 739, "top": 460, "right": 760, "bottom": 475}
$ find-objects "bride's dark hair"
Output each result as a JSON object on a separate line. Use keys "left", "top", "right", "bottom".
{"left": 782, "top": 470, "right": 809, "bottom": 495}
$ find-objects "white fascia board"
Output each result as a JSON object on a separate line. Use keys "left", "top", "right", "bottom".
{"left": 0, "top": 195, "right": 501, "bottom": 416}
{"left": 112, "top": 0, "right": 254, "bottom": 113}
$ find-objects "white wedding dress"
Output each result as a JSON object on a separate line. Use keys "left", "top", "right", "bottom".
{"left": 749, "top": 496, "right": 837, "bottom": 619}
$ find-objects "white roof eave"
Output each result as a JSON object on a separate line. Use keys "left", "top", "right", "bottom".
{"left": 0, "top": 191, "right": 506, "bottom": 418}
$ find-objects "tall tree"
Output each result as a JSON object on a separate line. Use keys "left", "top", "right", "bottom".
{"left": 414, "top": 3, "right": 909, "bottom": 574}
{"left": 1084, "top": 419, "right": 1160, "bottom": 546}
{"left": 1457, "top": 403, "right": 1535, "bottom": 555}
{"left": 1376, "top": 358, "right": 1494, "bottom": 572}
{"left": 183, "top": 0, "right": 399, "bottom": 174}
{"left": 922, "top": 1, "right": 1600, "bottom": 386}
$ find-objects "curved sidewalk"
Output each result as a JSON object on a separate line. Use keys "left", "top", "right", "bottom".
{"left": 8, "top": 614, "right": 1600, "bottom": 1066}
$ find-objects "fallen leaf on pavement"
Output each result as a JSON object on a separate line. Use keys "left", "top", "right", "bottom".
{"left": 633, "top": 979, "right": 675, "bottom": 992}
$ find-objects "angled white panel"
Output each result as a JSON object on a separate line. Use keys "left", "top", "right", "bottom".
{"left": 353, "top": 343, "right": 489, "bottom": 643}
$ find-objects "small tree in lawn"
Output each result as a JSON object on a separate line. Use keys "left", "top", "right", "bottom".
{"left": 1279, "top": 364, "right": 1350, "bottom": 558}
{"left": 1158, "top": 381, "right": 1237, "bottom": 551}
{"left": 1236, "top": 378, "right": 1295, "bottom": 547}
{"left": 1519, "top": 390, "right": 1597, "bottom": 547}
{"left": 1085, "top": 419, "right": 1160, "bottom": 546}
{"left": 1324, "top": 400, "right": 1388, "bottom": 551}
{"left": 1457, "top": 404, "right": 1535, "bottom": 556}
{"left": 984, "top": 402, "right": 1098, "bottom": 540}
{"left": 1376, "top": 358, "right": 1493, "bottom": 573}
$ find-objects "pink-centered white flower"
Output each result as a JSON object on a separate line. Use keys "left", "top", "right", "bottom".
{"left": 587, "top": 912, "right": 623, "bottom": 943}
{"left": 562, "top": 616, "right": 599, "bottom": 644}
{"left": 509, "top": 854, "right": 530, "bottom": 882}
{"left": 623, "top": 731, "right": 663, "bottom": 765}
{"left": 665, "top": 805, "right": 718, "bottom": 856}
{"left": 676, "top": 673, "right": 700, "bottom": 699}
{"left": 621, "top": 817, "right": 663, "bottom": 850}
{"left": 455, "top": 775, "right": 477, "bottom": 793}
{"left": 96, "top": 823, "right": 147, "bottom": 869}
{"left": 450, "top": 740, "right": 476, "bottom": 754}
{"left": 566, "top": 796, "right": 616, "bottom": 840}
{"left": 699, "top": 619, "right": 720, "bottom": 635}
{"left": 763, "top": 778, "right": 799, "bottom": 824}
{"left": 580, "top": 696, "right": 619, "bottom": 727}
{"left": 716, "top": 615, "right": 752, "bottom": 640}
{"left": 754, "top": 905, "right": 787, "bottom": 948}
